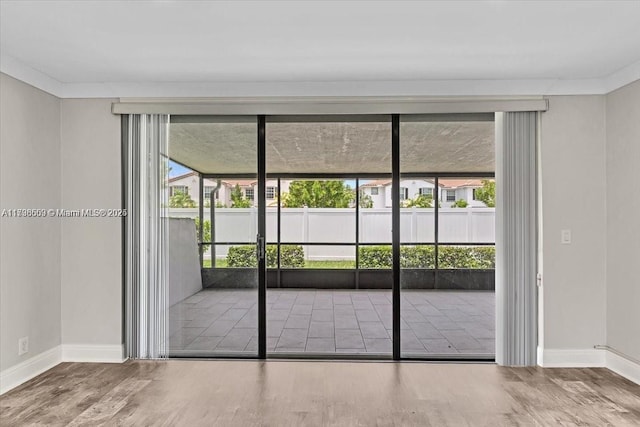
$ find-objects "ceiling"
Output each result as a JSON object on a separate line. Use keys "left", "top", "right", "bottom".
{"left": 169, "top": 116, "right": 494, "bottom": 174}
{"left": 1, "top": 1, "right": 639, "bottom": 98}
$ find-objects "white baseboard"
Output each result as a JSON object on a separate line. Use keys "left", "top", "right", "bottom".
{"left": 61, "top": 344, "right": 126, "bottom": 363}
{"left": 0, "top": 346, "right": 62, "bottom": 395}
{"left": 537, "top": 347, "right": 606, "bottom": 367}
{"left": 606, "top": 350, "right": 640, "bottom": 385}
{"left": 0, "top": 343, "right": 127, "bottom": 395}
{"left": 537, "top": 347, "right": 640, "bottom": 385}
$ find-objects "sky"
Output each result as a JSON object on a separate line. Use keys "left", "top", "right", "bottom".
{"left": 169, "top": 160, "right": 191, "bottom": 178}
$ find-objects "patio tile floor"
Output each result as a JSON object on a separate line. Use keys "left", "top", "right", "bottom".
{"left": 169, "top": 289, "right": 494, "bottom": 357}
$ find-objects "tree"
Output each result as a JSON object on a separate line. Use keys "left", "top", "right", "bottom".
{"left": 194, "top": 218, "right": 211, "bottom": 254}
{"left": 451, "top": 199, "right": 468, "bottom": 208}
{"left": 474, "top": 180, "right": 495, "bottom": 207}
{"left": 404, "top": 194, "right": 434, "bottom": 208}
{"left": 230, "top": 185, "right": 252, "bottom": 208}
{"left": 282, "top": 180, "right": 354, "bottom": 208}
{"left": 359, "top": 190, "right": 374, "bottom": 208}
{"left": 169, "top": 191, "right": 197, "bottom": 208}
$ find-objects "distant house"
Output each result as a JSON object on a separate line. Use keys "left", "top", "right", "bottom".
{"left": 168, "top": 172, "right": 288, "bottom": 207}
{"left": 360, "top": 178, "right": 490, "bottom": 208}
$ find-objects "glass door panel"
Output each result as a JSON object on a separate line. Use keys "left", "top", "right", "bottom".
{"left": 168, "top": 116, "right": 259, "bottom": 357}
{"left": 399, "top": 115, "right": 495, "bottom": 358}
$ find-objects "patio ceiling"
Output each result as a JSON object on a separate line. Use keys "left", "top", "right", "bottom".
{"left": 169, "top": 116, "right": 494, "bottom": 175}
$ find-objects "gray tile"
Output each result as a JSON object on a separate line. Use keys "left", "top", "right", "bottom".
{"left": 400, "top": 331, "right": 426, "bottom": 351}
{"left": 334, "top": 305, "right": 355, "bottom": 315}
{"left": 218, "top": 308, "right": 249, "bottom": 321}
{"left": 332, "top": 294, "right": 352, "bottom": 305}
{"left": 216, "top": 333, "right": 254, "bottom": 352}
{"left": 334, "top": 315, "right": 359, "bottom": 329}
{"left": 401, "top": 310, "right": 425, "bottom": 322}
{"left": 408, "top": 322, "right": 444, "bottom": 339}
{"left": 359, "top": 322, "right": 389, "bottom": 339}
{"left": 244, "top": 336, "right": 259, "bottom": 353}
{"left": 308, "top": 321, "right": 334, "bottom": 338}
{"left": 364, "top": 338, "right": 392, "bottom": 353}
{"left": 267, "top": 320, "right": 285, "bottom": 337}
{"left": 355, "top": 310, "right": 380, "bottom": 322}
{"left": 352, "top": 300, "right": 374, "bottom": 310}
{"left": 277, "top": 328, "right": 307, "bottom": 349}
{"left": 313, "top": 300, "right": 334, "bottom": 310}
{"left": 306, "top": 338, "right": 336, "bottom": 353}
{"left": 185, "top": 336, "right": 223, "bottom": 351}
{"left": 291, "top": 304, "right": 313, "bottom": 315}
{"left": 267, "top": 309, "right": 290, "bottom": 321}
{"left": 335, "top": 329, "right": 365, "bottom": 349}
{"left": 234, "top": 313, "right": 258, "bottom": 328}
{"left": 311, "top": 309, "right": 333, "bottom": 322}
{"left": 421, "top": 338, "right": 457, "bottom": 353}
{"left": 184, "top": 317, "right": 215, "bottom": 328}
{"left": 267, "top": 337, "right": 278, "bottom": 352}
{"left": 201, "top": 320, "right": 237, "bottom": 337}
{"left": 284, "top": 314, "right": 311, "bottom": 329}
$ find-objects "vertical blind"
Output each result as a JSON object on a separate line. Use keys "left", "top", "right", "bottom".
{"left": 124, "top": 114, "right": 170, "bottom": 359}
{"left": 495, "top": 111, "right": 538, "bottom": 366}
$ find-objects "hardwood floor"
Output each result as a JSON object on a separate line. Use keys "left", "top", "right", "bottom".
{"left": 1, "top": 360, "right": 639, "bottom": 426}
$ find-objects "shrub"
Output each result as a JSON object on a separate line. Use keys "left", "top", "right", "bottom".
{"left": 226, "top": 244, "right": 305, "bottom": 268}
{"left": 267, "top": 245, "right": 305, "bottom": 268}
{"left": 451, "top": 199, "right": 468, "bottom": 208}
{"left": 438, "top": 246, "right": 495, "bottom": 269}
{"left": 358, "top": 245, "right": 494, "bottom": 269}
{"left": 358, "top": 246, "right": 393, "bottom": 268}
{"left": 401, "top": 245, "right": 435, "bottom": 268}
{"left": 193, "top": 218, "right": 211, "bottom": 254}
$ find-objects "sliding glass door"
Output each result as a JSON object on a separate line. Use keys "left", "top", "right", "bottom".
{"left": 399, "top": 115, "right": 496, "bottom": 359}
{"left": 265, "top": 116, "right": 393, "bottom": 356}
{"left": 167, "top": 116, "right": 261, "bottom": 357}
{"left": 163, "top": 113, "right": 495, "bottom": 360}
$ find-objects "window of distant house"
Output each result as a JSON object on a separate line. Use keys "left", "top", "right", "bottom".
{"left": 371, "top": 187, "right": 379, "bottom": 195}
{"left": 399, "top": 187, "right": 409, "bottom": 201}
{"left": 419, "top": 187, "right": 432, "bottom": 198}
{"left": 204, "top": 186, "right": 214, "bottom": 200}
{"left": 472, "top": 188, "right": 479, "bottom": 200}
{"left": 445, "top": 189, "right": 456, "bottom": 202}
{"left": 245, "top": 188, "right": 254, "bottom": 201}
{"left": 170, "top": 185, "right": 188, "bottom": 196}
{"left": 266, "top": 187, "right": 276, "bottom": 199}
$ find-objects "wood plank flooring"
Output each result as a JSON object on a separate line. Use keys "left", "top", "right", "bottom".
{"left": 1, "top": 360, "right": 639, "bottom": 426}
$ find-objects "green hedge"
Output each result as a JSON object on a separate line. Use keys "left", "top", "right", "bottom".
{"left": 226, "top": 244, "right": 494, "bottom": 269}
{"left": 358, "top": 245, "right": 494, "bottom": 269}
{"left": 226, "top": 244, "right": 305, "bottom": 268}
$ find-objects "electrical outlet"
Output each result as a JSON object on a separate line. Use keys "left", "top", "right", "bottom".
{"left": 561, "top": 229, "right": 572, "bottom": 244}
{"left": 18, "top": 336, "right": 29, "bottom": 355}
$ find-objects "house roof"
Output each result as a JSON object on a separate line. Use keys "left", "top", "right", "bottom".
{"left": 168, "top": 171, "right": 198, "bottom": 183}
{"left": 359, "top": 179, "right": 391, "bottom": 188}
{"left": 222, "top": 180, "right": 256, "bottom": 188}
{"left": 439, "top": 179, "right": 486, "bottom": 189}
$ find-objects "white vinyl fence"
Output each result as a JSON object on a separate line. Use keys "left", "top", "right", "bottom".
{"left": 169, "top": 208, "right": 495, "bottom": 261}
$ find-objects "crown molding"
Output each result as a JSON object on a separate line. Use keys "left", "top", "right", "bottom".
{"left": 2, "top": 53, "right": 638, "bottom": 99}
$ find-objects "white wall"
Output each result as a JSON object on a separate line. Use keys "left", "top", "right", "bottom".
{"left": 539, "top": 96, "right": 607, "bottom": 352}
{"left": 0, "top": 73, "right": 61, "bottom": 371}
{"left": 60, "top": 99, "right": 122, "bottom": 351}
{"left": 605, "top": 80, "right": 640, "bottom": 361}
{"left": 168, "top": 218, "right": 202, "bottom": 306}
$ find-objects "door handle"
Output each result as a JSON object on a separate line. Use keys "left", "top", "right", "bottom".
{"left": 256, "top": 235, "right": 265, "bottom": 260}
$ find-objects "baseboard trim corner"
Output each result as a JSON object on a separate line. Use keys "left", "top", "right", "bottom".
{"left": 61, "top": 344, "right": 126, "bottom": 363}
{"left": 606, "top": 350, "right": 640, "bottom": 385}
{"left": 537, "top": 348, "right": 606, "bottom": 367}
{"left": 0, "top": 346, "right": 62, "bottom": 395}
